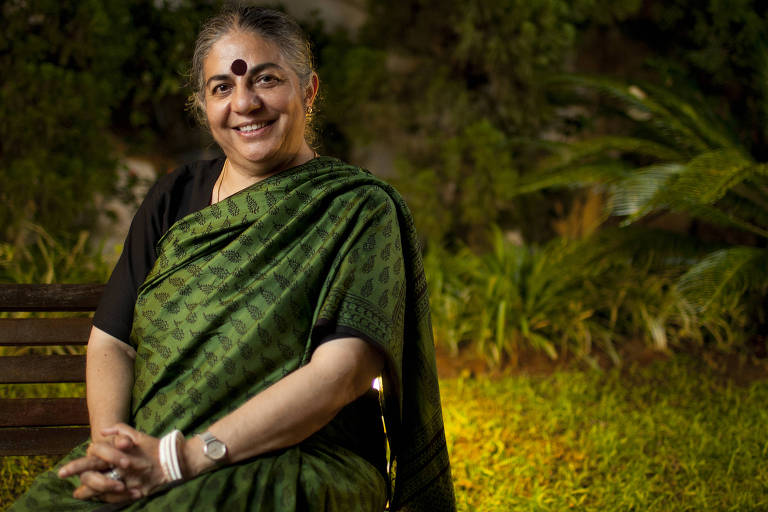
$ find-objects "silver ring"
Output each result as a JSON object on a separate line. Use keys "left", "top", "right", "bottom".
{"left": 103, "top": 468, "right": 124, "bottom": 482}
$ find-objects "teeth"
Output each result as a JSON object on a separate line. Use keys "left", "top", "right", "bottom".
{"left": 237, "top": 121, "right": 270, "bottom": 132}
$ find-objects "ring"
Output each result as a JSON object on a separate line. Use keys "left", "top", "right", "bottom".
{"left": 103, "top": 468, "right": 124, "bottom": 482}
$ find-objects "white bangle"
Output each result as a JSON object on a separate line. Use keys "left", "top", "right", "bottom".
{"left": 170, "top": 430, "right": 183, "bottom": 480}
{"left": 158, "top": 429, "right": 184, "bottom": 482}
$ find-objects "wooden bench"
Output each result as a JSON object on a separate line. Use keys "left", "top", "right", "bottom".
{"left": 0, "top": 284, "right": 104, "bottom": 456}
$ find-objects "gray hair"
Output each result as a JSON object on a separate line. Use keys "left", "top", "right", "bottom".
{"left": 188, "top": 5, "right": 315, "bottom": 130}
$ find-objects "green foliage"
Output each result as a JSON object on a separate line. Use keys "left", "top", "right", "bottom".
{"left": 425, "top": 227, "right": 704, "bottom": 366}
{"left": 324, "top": 0, "right": 768, "bottom": 246}
{"left": 522, "top": 74, "right": 768, "bottom": 349}
{"left": 636, "top": 0, "right": 768, "bottom": 155}
{"left": 315, "top": 0, "right": 642, "bottom": 246}
{"left": 107, "top": 0, "right": 219, "bottom": 143}
{"left": 313, "top": 30, "right": 389, "bottom": 156}
{"left": 0, "top": 0, "right": 218, "bottom": 242}
{"left": 0, "top": 1, "right": 130, "bottom": 240}
{"left": 678, "top": 247, "right": 768, "bottom": 350}
{"left": 362, "top": 0, "right": 640, "bottom": 136}
{"left": 443, "top": 357, "right": 768, "bottom": 511}
{"left": 392, "top": 120, "right": 518, "bottom": 245}
{"left": 0, "top": 223, "right": 114, "bottom": 285}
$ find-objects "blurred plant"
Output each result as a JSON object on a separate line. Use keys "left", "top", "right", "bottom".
{"left": 620, "top": 0, "right": 768, "bottom": 158}
{"left": 425, "top": 226, "right": 702, "bottom": 367}
{"left": 315, "top": 0, "right": 643, "bottom": 247}
{"left": 0, "top": 0, "right": 218, "bottom": 243}
{"left": 0, "top": 223, "right": 114, "bottom": 285}
{"left": 518, "top": 74, "right": 768, "bottom": 350}
{"left": 0, "top": 1, "right": 128, "bottom": 241}
{"left": 392, "top": 120, "right": 518, "bottom": 247}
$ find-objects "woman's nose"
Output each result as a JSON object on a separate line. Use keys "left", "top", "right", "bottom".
{"left": 232, "top": 84, "right": 261, "bottom": 113}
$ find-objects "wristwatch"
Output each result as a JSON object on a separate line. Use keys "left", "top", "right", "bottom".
{"left": 198, "top": 431, "right": 228, "bottom": 462}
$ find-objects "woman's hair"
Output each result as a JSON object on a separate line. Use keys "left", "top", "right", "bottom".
{"left": 188, "top": 5, "right": 315, "bottom": 131}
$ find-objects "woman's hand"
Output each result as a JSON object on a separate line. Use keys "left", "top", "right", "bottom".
{"left": 58, "top": 432, "right": 140, "bottom": 502}
{"left": 59, "top": 424, "right": 172, "bottom": 502}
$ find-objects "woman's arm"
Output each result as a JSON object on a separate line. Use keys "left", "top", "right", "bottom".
{"left": 182, "top": 336, "right": 384, "bottom": 476}
{"left": 55, "top": 327, "right": 138, "bottom": 502}
{"left": 61, "top": 336, "right": 383, "bottom": 499}
{"left": 85, "top": 326, "right": 136, "bottom": 442}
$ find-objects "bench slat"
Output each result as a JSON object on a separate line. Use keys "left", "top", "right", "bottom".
{"left": 0, "top": 355, "right": 86, "bottom": 383}
{"left": 0, "top": 284, "right": 104, "bottom": 312}
{"left": 0, "top": 318, "right": 91, "bottom": 346}
{"left": 0, "top": 398, "right": 88, "bottom": 427}
{"left": 0, "top": 427, "right": 90, "bottom": 456}
{"left": 0, "top": 284, "right": 102, "bottom": 457}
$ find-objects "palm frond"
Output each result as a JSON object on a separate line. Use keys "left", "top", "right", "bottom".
{"left": 515, "top": 162, "right": 628, "bottom": 194}
{"left": 677, "top": 247, "right": 768, "bottom": 311}
{"left": 547, "top": 74, "right": 739, "bottom": 155}
{"left": 657, "top": 150, "right": 755, "bottom": 206}
{"left": 609, "top": 163, "right": 684, "bottom": 219}
{"left": 637, "top": 82, "right": 740, "bottom": 150}
{"left": 586, "top": 227, "right": 712, "bottom": 269}
{"left": 537, "top": 136, "right": 685, "bottom": 169}
{"left": 684, "top": 203, "right": 768, "bottom": 239}
{"left": 602, "top": 152, "right": 768, "bottom": 237}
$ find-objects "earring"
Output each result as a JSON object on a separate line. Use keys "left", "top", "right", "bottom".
{"left": 305, "top": 105, "right": 313, "bottom": 115}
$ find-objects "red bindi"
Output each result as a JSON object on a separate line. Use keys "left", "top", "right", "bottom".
{"left": 231, "top": 59, "right": 247, "bottom": 76}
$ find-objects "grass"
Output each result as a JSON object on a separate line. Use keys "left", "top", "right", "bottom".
{"left": 2, "top": 357, "right": 767, "bottom": 511}
{"left": 443, "top": 355, "right": 768, "bottom": 511}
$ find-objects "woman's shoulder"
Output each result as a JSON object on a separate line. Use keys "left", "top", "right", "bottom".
{"left": 318, "top": 157, "right": 398, "bottom": 195}
{"left": 152, "top": 157, "right": 224, "bottom": 197}
{"left": 136, "top": 157, "right": 223, "bottom": 226}
{"left": 316, "top": 157, "right": 413, "bottom": 216}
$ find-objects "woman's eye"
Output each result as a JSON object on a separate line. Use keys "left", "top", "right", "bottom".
{"left": 255, "top": 75, "right": 281, "bottom": 87}
{"left": 211, "top": 83, "right": 231, "bottom": 95}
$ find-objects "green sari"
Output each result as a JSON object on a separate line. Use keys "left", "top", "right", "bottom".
{"left": 10, "top": 157, "right": 455, "bottom": 511}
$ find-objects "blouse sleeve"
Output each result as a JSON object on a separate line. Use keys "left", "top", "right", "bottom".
{"left": 92, "top": 182, "right": 168, "bottom": 343}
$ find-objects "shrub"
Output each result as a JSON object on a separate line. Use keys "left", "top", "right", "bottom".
{"left": 425, "top": 227, "right": 702, "bottom": 366}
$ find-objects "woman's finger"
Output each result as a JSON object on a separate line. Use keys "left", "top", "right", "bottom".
{"left": 86, "top": 441, "right": 132, "bottom": 469}
{"left": 73, "top": 470, "right": 126, "bottom": 499}
{"left": 113, "top": 432, "right": 136, "bottom": 451}
{"left": 101, "top": 423, "right": 140, "bottom": 444}
{"left": 122, "top": 453, "right": 153, "bottom": 473}
{"left": 58, "top": 455, "right": 110, "bottom": 478}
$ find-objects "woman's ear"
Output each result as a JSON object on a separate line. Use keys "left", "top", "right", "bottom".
{"left": 305, "top": 72, "right": 319, "bottom": 109}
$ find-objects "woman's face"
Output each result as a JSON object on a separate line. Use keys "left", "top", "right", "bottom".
{"left": 203, "top": 30, "right": 315, "bottom": 175}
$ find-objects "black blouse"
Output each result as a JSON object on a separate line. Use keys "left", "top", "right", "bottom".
{"left": 92, "top": 158, "right": 224, "bottom": 343}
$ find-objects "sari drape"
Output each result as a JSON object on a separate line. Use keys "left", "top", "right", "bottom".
{"left": 10, "top": 157, "right": 455, "bottom": 511}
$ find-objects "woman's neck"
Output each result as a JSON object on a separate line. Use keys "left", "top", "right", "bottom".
{"left": 212, "top": 145, "right": 316, "bottom": 204}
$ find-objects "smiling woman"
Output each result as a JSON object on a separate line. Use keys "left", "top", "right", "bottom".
{"left": 201, "top": 28, "right": 318, "bottom": 186}
{"left": 9, "top": 5, "right": 454, "bottom": 512}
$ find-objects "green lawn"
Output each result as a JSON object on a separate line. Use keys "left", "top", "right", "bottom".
{"left": 443, "top": 356, "right": 768, "bottom": 511}
{"left": 3, "top": 357, "right": 767, "bottom": 511}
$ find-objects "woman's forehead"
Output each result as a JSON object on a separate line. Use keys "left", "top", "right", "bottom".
{"left": 204, "top": 31, "right": 285, "bottom": 75}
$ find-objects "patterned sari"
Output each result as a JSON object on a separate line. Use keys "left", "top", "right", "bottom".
{"left": 10, "top": 157, "right": 455, "bottom": 511}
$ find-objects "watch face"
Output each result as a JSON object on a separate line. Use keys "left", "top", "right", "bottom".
{"left": 207, "top": 440, "right": 227, "bottom": 460}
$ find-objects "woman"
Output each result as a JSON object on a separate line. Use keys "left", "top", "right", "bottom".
{"left": 11, "top": 6, "right": 454, "bottom": 511}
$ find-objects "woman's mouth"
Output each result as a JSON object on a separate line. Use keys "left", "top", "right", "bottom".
{"left": 234, "top": 120, "right": 275, "bottom": 135}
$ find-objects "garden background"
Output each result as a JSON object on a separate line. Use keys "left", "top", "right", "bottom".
{"left": 2, "top": 0, "right": 768, "bottom": 510}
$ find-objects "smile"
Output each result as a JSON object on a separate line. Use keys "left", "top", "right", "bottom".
{"left": 235, "top": 120, "right": 275, "bottom": 133}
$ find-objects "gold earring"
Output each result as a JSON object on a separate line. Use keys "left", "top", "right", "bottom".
{"left": 306, "top": 105, "right": 313, "bottom": 115}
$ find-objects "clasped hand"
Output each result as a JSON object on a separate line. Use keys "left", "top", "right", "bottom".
{"left": 58, "top": 424, "right": 173, "bottom": 503}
